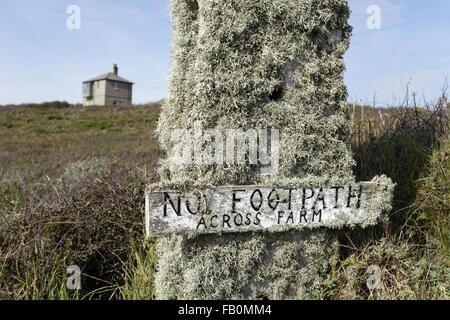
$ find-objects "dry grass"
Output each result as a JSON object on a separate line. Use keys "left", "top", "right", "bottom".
{"left": 0, "top": 102, "right": 160, "bottom": 299}
{"left": 0, "top": 98, "right": 448, "bottom": 300}
{"left": 325, "top": 94, "right": 450, "bottom": 300}
{"left": 0, "top": 103, "right": 160, "bottom": 179}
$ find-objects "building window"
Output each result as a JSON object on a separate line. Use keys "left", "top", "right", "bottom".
{"left": 83, "top": 82, "right": 93, "bottom": 98}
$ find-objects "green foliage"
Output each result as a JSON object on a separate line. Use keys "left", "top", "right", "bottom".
{"left": 0, "top": 104, "right": 159, "bottom": 135}
{"left": 120, "top": 241, "right": 157, "bottom": 300}
{"left": 352, "top": 103, "right": 449, "bottom": 227}
{"left": 312, "top": 238, "right": 449, "bottom": 300}
{"left": 415, "top": 136, "right": 450, "bottom": 255}
{"left": 320, "top": 100, "right": 450, "bottom": 300}
{"left": 0, "top": 104, "right": 160, "bottom": 181}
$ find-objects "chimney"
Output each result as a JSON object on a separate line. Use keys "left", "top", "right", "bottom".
{"left": 113, "top": 64, "right": 118, "bottom": 75}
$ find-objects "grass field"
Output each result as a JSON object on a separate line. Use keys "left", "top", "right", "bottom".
{"left": 0, "top": 99, "right": 448, "bottom": 300}
{"left": 0, "top": 103, "right": 160, "bottom": 180}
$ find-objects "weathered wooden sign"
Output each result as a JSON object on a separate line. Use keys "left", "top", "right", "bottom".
{"left": 145, "top": 182, "right": 389, "bottom": 237}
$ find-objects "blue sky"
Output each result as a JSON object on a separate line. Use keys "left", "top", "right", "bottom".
{"left": 0, "top": 0, "right": 449, "bottom": 106}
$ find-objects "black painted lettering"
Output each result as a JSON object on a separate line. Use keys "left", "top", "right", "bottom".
{"left": 232, "top": 190, "right": 245, "bottom": 213}
{"left": 254, "top": 212, "right": 261, "bottom": 225}
{"left": 312, "top": 187, "right": 327, "bottom": 209}
{"left": 234, "top": 213, "right": 243, "bottom": 226}
{"left": 312, "top": 209, "right": 322, "bottom": 222}
{"left": 210, "top": 215, "right": 218, "bottom": 228}
{"left": 163, "top": 192, "right": 182, "bottom": 216}
{"left": 347, "top": 185, "right": 359, "bottom": 208}
{"left": 245, "top": 213, "right": 252, "bottom": 226}
{"left": 277, "top": 211, "right": 285, "bottom": 224}
{"left": 331, "top": 186, "right": 344, "bottom": 209}
{"left": 286, "top": 211, "right": 294, "bottom": 224}
{"left": 196, "top": 217, "right": 207, "bottom": 230}
{"left": 302, "top": 188, "right": 315, "bottom": 209}
{"left": 185, "top": 194, "right": 201, "bottom": 215}
{"left": 268, "top": 189, "right": 280, "bottom": 210}
{"left": 223, "top": 214, "right": 231, "bottom": 228}
{"left": 299, "top": 210, "right": 308, "bottom": 223}
{"left": 287, "top": 189, "right": 292, "bottom": 210}
{"left": 250, "top": 189, "right": 263, "bottom": 211}
{"left": 356, "top": 185, "right": 363, "bottom": 208}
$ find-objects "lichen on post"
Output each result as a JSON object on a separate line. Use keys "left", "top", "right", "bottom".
{"left": 153, "top": 0, "right": 393, "bottom": 299}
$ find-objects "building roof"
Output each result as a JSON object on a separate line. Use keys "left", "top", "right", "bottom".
{"left": 83, "top": 72, "right": 134, "bottom": 84}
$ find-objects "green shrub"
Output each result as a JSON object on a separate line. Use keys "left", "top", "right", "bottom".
{"left": 120, "top": 241, "right": 157, "bottom": 300}
{"left": 415, "top": 136, "right": 450, "bottom": 255}
{"left": 312, "top": 238, "right": 449, "bottom": 300}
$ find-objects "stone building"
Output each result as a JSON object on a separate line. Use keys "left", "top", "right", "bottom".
{"left": 82, "top": 64, "right": 133, "bottom": 106}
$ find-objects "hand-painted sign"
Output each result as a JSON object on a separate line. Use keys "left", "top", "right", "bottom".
{"left": 145, "top": 182, "right": 390, "bottom": 237}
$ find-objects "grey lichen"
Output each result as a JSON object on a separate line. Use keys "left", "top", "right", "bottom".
{"left": 157, "top": 0, "right": 354, "bottom": 188}
{"left": 358, "top": 175, "right": 395, "bottom": 228}
{"left": 155, "top": 229, "right": 340, "bottom": 299}
{"left": 154, "top": 0, "right": 393, "bottom": 299}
